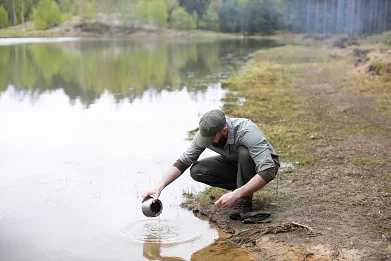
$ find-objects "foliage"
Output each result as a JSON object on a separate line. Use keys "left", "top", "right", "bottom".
{"left": 33, "top": 0, "right": 61, "bottom": 29}
{"left": 0, "top": 5, "right": 8, "bottom": 28}
{"left": 170, "top": 7, "right": 197, "bottom": 30}
{"left": 86, "top": 2, "right": 95, "bottom": 20}
{"left": 178, "top": 0, "right": 211, "bottom": 17}
{"left": 166, "top": 0, "right": 179, "bottom": 15}
{"left": 0, "top": 38, "right": 236, "bottom": 106}
{"left": 198, "top": 2, "right": 219, "bottom": 31}
{"left": 115, "top": 0, "right": 137, "bottom": 26}
{"left": 218, "top": 0, "right": 245, "bottom": 32}
{"left": 61, "top": 12, "right": 72, "bottom": 23}
{"left": 58, "top": 0, "right": 73, "bottom": 13}
{"left": 135, "top": 0, "right": 168, "bottom": 28}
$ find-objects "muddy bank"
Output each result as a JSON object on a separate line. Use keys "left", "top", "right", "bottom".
{"left": 183, "top": 34, "right": 391, "bottom": 261}
{"left": 0, "top": 18, "right": 243, "bottom": 38}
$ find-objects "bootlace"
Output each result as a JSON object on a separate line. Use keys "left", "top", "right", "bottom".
{"left": 232, "top": 200, "right": 247, "bottom": 210}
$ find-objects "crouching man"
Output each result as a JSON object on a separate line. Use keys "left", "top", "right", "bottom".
{"left": 142, "top": 109, "right": 280, "bottom": 219}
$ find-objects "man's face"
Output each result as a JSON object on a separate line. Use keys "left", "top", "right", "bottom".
{"left": 212, "top": 131, "right": 227, "bottom": 149}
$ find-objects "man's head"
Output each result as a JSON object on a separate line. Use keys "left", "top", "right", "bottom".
{"left": 197, "top": 109, "right": 228, "bottom": 148}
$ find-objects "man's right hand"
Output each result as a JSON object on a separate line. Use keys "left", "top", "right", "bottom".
{"left": 142, "top": 186, "right": 162, "bottom": 203}
{"left": 141, "top": 166, "right": 182, "bottom": 203}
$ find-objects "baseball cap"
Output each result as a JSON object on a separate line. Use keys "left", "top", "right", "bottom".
{"left": 196, "top": 109, "right": 226, "bottom": 148}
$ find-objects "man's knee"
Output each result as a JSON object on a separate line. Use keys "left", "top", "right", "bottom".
{"left": 190, "top": 162, "right": 202, "bottom": 182}
{"left": 238, "top": 146, "right": 251, "bottom": 162}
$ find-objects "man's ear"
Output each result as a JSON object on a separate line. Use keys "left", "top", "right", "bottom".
{"left": 222, "top": 124, "right": 228, "bottom": 136}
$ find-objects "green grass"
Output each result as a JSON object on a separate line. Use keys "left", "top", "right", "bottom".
{"left": 220, "top": 45, "right": 331, "bottom": 165}
{"left": 181, "top": 187, "right": 227, "bottom": 207}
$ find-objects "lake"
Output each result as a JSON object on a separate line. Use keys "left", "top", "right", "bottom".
{"left": 0, "top": 37, "right": 277, "bottom": 261}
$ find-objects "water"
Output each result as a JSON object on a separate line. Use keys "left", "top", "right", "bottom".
{"left": 0, "top": 37, "right": 277, "bottom": 261}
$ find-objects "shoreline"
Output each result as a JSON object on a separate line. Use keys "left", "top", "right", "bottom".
{"left": 183, "top": 33, "right": 391, "bottom": 260}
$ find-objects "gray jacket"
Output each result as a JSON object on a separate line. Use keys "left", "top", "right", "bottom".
{"left": 178, "top": 117, "right": 280, "bottom": 173}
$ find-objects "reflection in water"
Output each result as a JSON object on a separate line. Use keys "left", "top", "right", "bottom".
{"left": 0, "top": 37, "right": 278, "bottom": 261}
{"left": 0, "top": 38, "right": 277, "bottom": 106}
{"left": 121, "top": 219, "right": 204, "bottom": 247}
{"left": 143, "top": 239, "right": 185, "bottom": 261}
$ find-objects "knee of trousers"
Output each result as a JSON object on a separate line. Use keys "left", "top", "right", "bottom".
{"left": 238, "top": 146, "right": 252, "bottom": 162}
{"left": 189, "top": 163, "right": 203, "bottom": 182}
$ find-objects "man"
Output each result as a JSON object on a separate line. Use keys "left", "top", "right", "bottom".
{"left": 142, "top": 109, "right": 280, "bottom": 220}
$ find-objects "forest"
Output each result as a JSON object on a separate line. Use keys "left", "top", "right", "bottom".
{"left": 0, "top": 0, "right": 390, "bottom": 34}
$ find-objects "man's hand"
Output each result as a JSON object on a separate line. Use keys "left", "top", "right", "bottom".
{"left": 142, "top": 186, "right": 162, "bottom": 203}
{"left": 215, "top": 191, "right": 240, "bottom": 208}
{"left": 141, "top": 166, "right": 183, "bottom": 203}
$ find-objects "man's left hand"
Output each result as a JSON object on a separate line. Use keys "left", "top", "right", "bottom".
{"left": 215, "top": 191, "right": 240, "bottom": 208}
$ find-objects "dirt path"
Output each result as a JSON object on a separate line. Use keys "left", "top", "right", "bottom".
{"left": 183, "top": 35, "right": 391, "bottom": 261}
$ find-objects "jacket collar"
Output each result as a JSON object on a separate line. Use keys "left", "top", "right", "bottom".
{"left": 226, "top": 118, "right": 235, "bottom": 145}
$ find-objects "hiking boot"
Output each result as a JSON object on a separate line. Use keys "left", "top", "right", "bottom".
{"left": 228, "top": 198, "right": 252, "bottom": 220}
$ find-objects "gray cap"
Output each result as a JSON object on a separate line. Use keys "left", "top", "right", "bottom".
{"left": 196, "top": 109, "right": 226, "bottom": 148}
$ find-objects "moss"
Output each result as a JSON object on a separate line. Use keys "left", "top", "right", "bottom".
{"left": 345, "top": 155, "right": 389, "bottom": 165}
{"left": 184, "top": 36, "right": 391, "bottom": 222}
{"left": 368, "top": 60, "right": 391, "bottom": 75}
{"left": 374, "top": 223, "right": 391, "bottom": 234}
{"left": 182, "top": 187, "right": 227, "bottom": 207}
{"left": 220, "top": 45, "right": 333, "bottom": 165}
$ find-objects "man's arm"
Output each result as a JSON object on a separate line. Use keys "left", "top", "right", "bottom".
{"left": 142, "top": 131, "right": 205, "bottom": 202}
{"left": 215, "top": 174, "right": 267, "bottom": 208}
{"left": 142, "top": 166, "right": 182, "bottom": 202}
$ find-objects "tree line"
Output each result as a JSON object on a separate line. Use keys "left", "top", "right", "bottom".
{"left": 0, "top": 0, "right": 390, "bottom": 34}
{"left": 0, "top": 39, "right": 271, "bottom": 106}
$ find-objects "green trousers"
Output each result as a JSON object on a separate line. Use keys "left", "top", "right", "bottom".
{"left": 190, "top": 146, "right": 277, "bottom": 201}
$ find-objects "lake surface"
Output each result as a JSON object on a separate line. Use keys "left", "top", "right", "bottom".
{"left": 0, "top": 37, "right": 277, "bottom": 261}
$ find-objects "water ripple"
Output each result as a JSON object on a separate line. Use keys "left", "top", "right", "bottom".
{"left": 119, "top": 219, "right": 205, "bottom": 247}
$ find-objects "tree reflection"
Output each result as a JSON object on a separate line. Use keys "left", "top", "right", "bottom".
{"left": 0, "top": 39, "right": 277, "bottom": 107}
{"left": 143, "top": 240, "right": 185, "bottom": 261}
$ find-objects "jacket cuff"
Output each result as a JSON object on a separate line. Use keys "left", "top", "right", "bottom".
{"left": 173, "top": 159, "right": 190, "bottom": 174}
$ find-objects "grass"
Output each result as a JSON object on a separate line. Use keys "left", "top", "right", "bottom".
{"left": 178, "top": 35, "right": 391, "bottom": 219}
{"left": 221, "top": 45, "right": 331, "bottom": 165}
{"left": 182, "top": 187, "right": 227, "bottom": 207}
{"left": 0, "top": 29, "right": 54, "bottom": 37}
{"left": 182, "top": 35, "right": 391, "bottom": 210}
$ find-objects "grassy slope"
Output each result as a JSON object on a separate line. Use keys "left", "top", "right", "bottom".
{"left": 183, "top": 34, "right": 391, "bottom": 243}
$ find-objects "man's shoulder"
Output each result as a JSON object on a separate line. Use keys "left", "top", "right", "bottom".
{"left": 230, "top": 117, "right": 258, "bottom": 128}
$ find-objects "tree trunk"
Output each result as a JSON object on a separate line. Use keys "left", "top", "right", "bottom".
{"left": 356, "top": 0, "right": 362, "bottom": 34}
{"left": 352, "top": 0, "right": 355, "bottom": 34}
{"left": 337, "top": 0, "right": 342, "bottom": 32}
{"left": 315, "top": 0, "right": 319, "bottom": 33}
{"left": 375, "top": 0, "right": 378, "bottom": 33}
{"left": 323, "top": 0, "right": 326, "bottom": 33}
{"left": 294, "top": 0, "right": 299, "bottom": 32}
{"left": 307, "top": 0, "right": 311, "bottom": 32}
{"left": 22, "top": 1, "right": 24, "bottom": 28}
{"left": 331, "top": 0, "right": 336, "bottom": 33}
{"left": 386, "top": 0, "right": 389, "bottom": 31}
{"left": 11, "top": 0, "right": 16, "bottom": 26}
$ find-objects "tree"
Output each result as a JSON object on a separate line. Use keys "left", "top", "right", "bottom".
{"left": 178, "top": 0, "right": 211, "bottom": 17}
{"left": 33, "top": 0, "right": 61, "bottom": 29}
{"left": 0, "top": 5, "right": 8, "bottom": 28}
{"left": 58, "top": 0, "right": 73, "bottom": 13}
{"left": 199, "top": 3, "right": 220, "bottom": 31}
{"left": 219, "top": 0, "right": 248, "bottom": 32}
{"left": 170, "top": 7, "right": 196, "bottom": 29}
{"left": 198, "top": 0, "right": 222, "bottom": 31}
{"left": 135, "top": 0, "right": 168, "bottom": 28}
